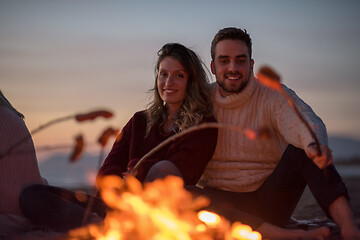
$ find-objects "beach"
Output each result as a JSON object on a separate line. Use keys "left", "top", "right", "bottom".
{"left": 7, "top": 162, "right": 360, "bottom": 240}
{"left": 292, "top": 176, "right": 360, "bottom": 239}
{"left": 67, "top": 172, "right": 360, "bottom": 239}
{"left": 294, "top": 176, "right": 360, "bottom": 220}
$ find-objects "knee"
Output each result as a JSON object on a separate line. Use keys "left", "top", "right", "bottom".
{"left": 20, "top": 184, "right": 45, "bottom": 202}
{"left": 144, "top": 160, "right": 183, "bottom": 182}
{"left": 19, "top": 184, "right": 47, "bottom": 214}
{"left": 284, "top": 144, "right": 305, "bottom": 157}
{"left": 282, "top": 144, "right": 310, "bottom": 167}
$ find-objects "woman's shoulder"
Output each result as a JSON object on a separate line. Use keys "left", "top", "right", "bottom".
{"left": 121, "top": 110, "right": 148, "bottom": 137}
{"left": 130, "top": 110, "right": 149, "bottom": 127}
{"left": 133, "top": 110, "right": 147, "bottom": 119}
{"left": 122, "top": 110, "right": 148, "bottom": 129}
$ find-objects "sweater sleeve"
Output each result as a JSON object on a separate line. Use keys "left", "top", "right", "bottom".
{"left": 97, "top": 117, "right": 132, "bottom": 178}
{"left": 272, "top": 85, "right": 328, "bottom": 149}
{"left": 134, "top": 116, "right": 218, "bottom": 185}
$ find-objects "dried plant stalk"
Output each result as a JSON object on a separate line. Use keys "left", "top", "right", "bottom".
{"left": 69, "top": 134, "right": 84, "bottom": 163}
{"left": 82, "top": 126, "right": 120, "bottom": 226}
{"left": 75, "top": 110, "right": 113, "bottom": 122}
{"left": 257, "top": 65, "right": 329, "bottom": 179}
{"left": 0, "top": 109, "right": 113, "bottom": 161}
{"left": 257, "top": 65, "right": 322, "bottom": 156}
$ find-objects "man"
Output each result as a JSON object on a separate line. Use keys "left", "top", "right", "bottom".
{"left": 195, "top": 27, "right": 360, "bottom": 239}
{"left": 0, "top": 91, "right": 45, "bottom": 236}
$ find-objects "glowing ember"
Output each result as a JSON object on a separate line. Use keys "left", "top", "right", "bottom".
{"left": 198, "top": 210, "right": 221, "bottom": 226}
{"left": 231, "top": 223, "right": 262, "bottom": 240}
{"left": 244, "top": 128, "right": 270, "bottom": 141}
{"left": 67, "top": 176, "right": 261, "bottom": 240}
{"left": 244, "top": 129, "right": 257, "bottom": 140}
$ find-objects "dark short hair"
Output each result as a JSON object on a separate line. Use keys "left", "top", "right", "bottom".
{"left": 211, "top": 27, "right": 252, "bottom": 61}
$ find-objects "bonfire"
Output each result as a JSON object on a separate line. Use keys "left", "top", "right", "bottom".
{"left": 67, "top": 175, "right": 262, "bottom": 240}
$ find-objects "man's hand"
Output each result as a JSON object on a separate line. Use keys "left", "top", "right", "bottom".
{"left": 306, "top": 144, "right": 333, "bottom": 169}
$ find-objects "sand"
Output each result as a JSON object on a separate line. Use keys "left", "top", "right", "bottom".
{"left": 7, "top": 176, "right": 360, "bottom": 239}
{"left": 290, "top": 176, "right": 360, "bottom": 239}
{"left": 293, "top": 176, "right": 360, "bottom": 220}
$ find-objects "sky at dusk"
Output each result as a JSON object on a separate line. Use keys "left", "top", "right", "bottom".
{"left": 1, "top": 0, "right": 360, "bottom": 160}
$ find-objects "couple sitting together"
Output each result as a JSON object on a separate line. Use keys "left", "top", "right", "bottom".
{"left": 8, "top": 27, "right": 360, "bottom": 239}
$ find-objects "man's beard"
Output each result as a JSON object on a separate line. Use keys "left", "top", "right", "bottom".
{"left": 217, "top": 73, "right": 251, "bottom": 94}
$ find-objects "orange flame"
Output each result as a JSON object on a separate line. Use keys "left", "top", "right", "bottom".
{"left": 198, "top": 210, "right": 221, "bottom": 227}
{"left": 231, "top": 222, "right": 261, "bottom": 240}
{"left": 68, "top": 176, "right": 262, "bottom": 240}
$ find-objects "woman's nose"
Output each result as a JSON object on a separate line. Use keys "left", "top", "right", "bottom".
{"left": 165, "top": 75, "right": 174, "bottom": 85}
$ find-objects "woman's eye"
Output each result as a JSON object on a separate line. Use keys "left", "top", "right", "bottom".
{"left": 177, "top": 74, "right": 184, "bottom": 78}
{"left": 159, "top": 72, "right": 168, "bottom": 77}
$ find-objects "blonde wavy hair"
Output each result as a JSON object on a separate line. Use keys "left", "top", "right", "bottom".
{"left": 146, "top": 43, "right": 213, "bottom": 135}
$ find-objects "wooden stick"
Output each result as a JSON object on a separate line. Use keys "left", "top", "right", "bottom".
{"left": 130, "top": 122, "right": 246, "bottom": 175}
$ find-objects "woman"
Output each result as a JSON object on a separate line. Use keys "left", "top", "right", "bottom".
{"left": 20, "top": 43, "right": 218, "bottom": 233}
{"left": 98, "top": 43, "right": 217, "bottom": 185}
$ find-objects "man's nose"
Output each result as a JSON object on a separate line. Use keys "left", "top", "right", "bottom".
{"left": 228, "top": 61, "right": 239, "bottom": 72}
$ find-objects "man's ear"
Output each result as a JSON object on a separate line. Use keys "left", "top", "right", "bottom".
{"left": 210, "top": 61, "right": 216, "bottom": 74}
{"left": 250, "top": 59, "right": 254, "bottom": 75}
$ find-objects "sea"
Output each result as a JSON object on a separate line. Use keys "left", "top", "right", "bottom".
{"left": 38, "top": 151, "right": 360, "bottom": 189}
{"left": 38, "top": 152, "right": 102, "bottom": 189}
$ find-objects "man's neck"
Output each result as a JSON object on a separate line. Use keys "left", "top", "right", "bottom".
{"left": 219, "top": 88, "right": 235, "bottom": 97}
{"left": 217, "top": 83, "right": 245, "bottom": 97}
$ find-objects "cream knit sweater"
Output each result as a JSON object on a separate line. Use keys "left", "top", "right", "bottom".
{"left": 198, "top": 76, "right": 328, "bottom": 192}
{"left": 0, "top": 105, "right": 43, "bottom": 216}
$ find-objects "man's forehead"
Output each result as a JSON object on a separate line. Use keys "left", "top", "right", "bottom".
{"left": 215, "top": 39, "right": 249, "bottom": 57}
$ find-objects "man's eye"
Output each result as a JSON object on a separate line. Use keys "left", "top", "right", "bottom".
{"left": 237, "top": 59, "right": 247, "bottom": 64}
{"left": 219, "top": 59, "right": 228, "bottom": 64}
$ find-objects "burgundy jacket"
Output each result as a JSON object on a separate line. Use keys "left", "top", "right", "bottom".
{"left": 98, "top": 111, "right": 218, "bottom": 185}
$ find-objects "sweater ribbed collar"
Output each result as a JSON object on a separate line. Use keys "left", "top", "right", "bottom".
{"left": 213, "top": 75, "right": 258, "bottom": 109}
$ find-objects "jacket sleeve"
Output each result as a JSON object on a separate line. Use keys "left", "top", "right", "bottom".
{"left": 171, "top": 120, "right": 218, "bottom": 185}
{"left": 134, "top": 117, "right": 218, "bottom": 185}
{"left": 97, "top": 117, "right": 132, "bottom": 178}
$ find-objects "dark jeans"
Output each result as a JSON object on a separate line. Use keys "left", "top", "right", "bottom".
{"left": 19, "top": 145, "right": 348, "bottom": 232}
{"left": 186, "top": 144, "right": 349, "bottom": 229}
{"left": 18, "top": 160, "right": 181, "bottom": 233}
{"left": 18, "top": 161, "right": 182, "bottom": 233}
{"left": 19, "top": 184, "right": 106, "bottom": 232}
